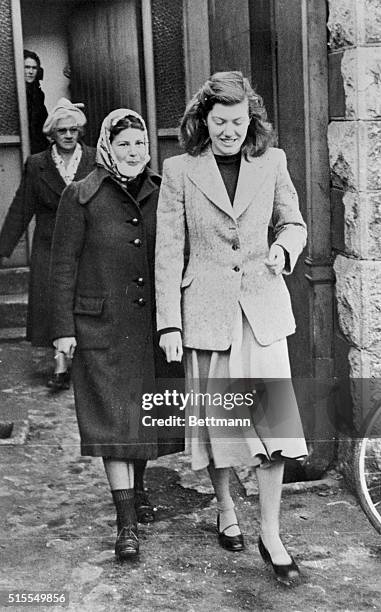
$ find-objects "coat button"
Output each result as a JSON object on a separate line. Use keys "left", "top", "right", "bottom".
{"left": 133, "top": 238, "right": 142, "bottom": 247}
{"left": 233, "top": 266, "right": 240, "bottom": 272}
{"left": 137, "top": 297, "right": 146, "bottom": 306}
{"left": 131, "top": 218, "right": 139, "bottom": 226}
{"left": 136, "top": 277, "right": 145, "bottom": 286}
{"left": 232, "top": 244, "right": 239, "bottom": 250}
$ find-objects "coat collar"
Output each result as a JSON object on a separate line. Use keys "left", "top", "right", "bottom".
{"left": 38, "top": 144, "right": 95, "bottom": 197}
{"left": 186, "top": 146, "right": 270, "bottom": 219}
{"left": 135, "top": 167, "right": 161, "bottom": 203}
{"left": 78, "top": 165, "right": 160, "bottom": 205}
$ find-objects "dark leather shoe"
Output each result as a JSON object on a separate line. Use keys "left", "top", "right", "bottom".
{"left": 217, "top": 514, "right": 244, "bottom": 552}
{"left": 115, "top": 525, "right": 139, "bottom": 560}
{"left": 47, "top": 370, "right": 71, "bottom": 392}
{"left": 258, "top": 536, "right": 301, "bottom": 585}
{"left": 134, "top": 490, "right": 155, "bottom": 524}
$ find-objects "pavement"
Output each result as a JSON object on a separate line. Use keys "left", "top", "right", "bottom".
{"left": 0, "top": 340, "right": 380, "bottom": 612}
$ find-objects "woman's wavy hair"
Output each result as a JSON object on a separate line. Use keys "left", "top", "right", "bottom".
{"left": 179, "top": 71, "right": 276, "bottom": 157}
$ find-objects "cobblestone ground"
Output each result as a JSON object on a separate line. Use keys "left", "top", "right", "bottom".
{"left": 0, "top": 342, "right": 381, "bottom": 612}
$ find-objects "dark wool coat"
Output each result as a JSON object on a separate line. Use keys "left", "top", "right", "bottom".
{"left": 25, "top": 82, "right": 49, "bottom": 154}
{"left": 49, "top": 166, "right": 184, "bottom": 459}
{"left": 0, "top": 145, "right": 96, "bottom": 346}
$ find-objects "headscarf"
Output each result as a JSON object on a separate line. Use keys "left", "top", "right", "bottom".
{"left": 96, "top": 108, "right": 150, "bottom": 181}
{"left": 43, "top": 97, "right": 87, "bottom": 138}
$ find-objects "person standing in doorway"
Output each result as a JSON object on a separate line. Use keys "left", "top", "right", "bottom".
{"left": 23, "top": 49, "right": 48, "bottom": 154}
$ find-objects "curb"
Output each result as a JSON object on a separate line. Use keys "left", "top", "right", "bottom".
{"left": 234, "top": 466, "right": 342, "bottom": 497}
{"left": 282, "top": 475, "right": 341, "bottom": 495}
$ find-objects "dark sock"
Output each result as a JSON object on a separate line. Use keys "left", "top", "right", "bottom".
{"left": 134, "top": 460, "right": 147, "bottom": 492}
{"left": 111, "top": 488, "right": 136, "bottom": 530}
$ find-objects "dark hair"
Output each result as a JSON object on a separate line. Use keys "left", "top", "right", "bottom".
{"left": 24, "top": 49, "right": 43, "bottom": 81}
{"left": 110, "top": 115, "right": 144, "bottom": 142}
{"left": 179, "top": 71, "right": 275, "bottom": 158}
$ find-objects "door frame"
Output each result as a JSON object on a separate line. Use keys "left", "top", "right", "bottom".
{"left": 10, "top": 0, "right": 31, "bottom": 264}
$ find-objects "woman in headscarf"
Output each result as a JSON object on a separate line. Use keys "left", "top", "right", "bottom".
{"left": 0, "top": 98, "right": 95, "bottom": 390}
{"left": 23, "top": 49, "right": 48, "bottom": 154}
{"left": 49, "top": 109, "right": 184, "bottom": 561}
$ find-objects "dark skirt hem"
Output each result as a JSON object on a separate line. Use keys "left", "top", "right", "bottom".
{"left": 80, "top": 439, "right": 184, "bottom": 459}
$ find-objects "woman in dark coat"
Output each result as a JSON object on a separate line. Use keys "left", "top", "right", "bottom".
{"left": 0, "top": 98, "right": 95, "bottom": 389}
{"left": 24, "top": 49, "right": 48, "bottom": 154}
{"left": 49, "top": 109, "right": 184, "bottom": 561}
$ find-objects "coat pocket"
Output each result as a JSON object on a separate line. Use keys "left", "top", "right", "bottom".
{"left": 74, "top": 296, "right": 105, "bottom": 316}
{"left": 73, "top": 296, "right": 110, "bottom": 349}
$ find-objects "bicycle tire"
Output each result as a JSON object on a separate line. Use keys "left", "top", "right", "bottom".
{"left": 354, "top": 402, "right": 381, "bottom": 534}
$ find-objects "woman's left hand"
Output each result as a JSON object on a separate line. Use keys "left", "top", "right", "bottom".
{"left": 265, "top": 244, "right": 285, "bottom": 275}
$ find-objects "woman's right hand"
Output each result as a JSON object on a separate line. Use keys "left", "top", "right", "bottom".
{"left": 159, "top": 331, "right": 183, "bottom": 363}
{"left": 53, "top": 336, "right": 77, "bottom": 359}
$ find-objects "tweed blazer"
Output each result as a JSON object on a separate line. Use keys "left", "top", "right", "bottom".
{"left": 155, "top": 146, "right": 307, "bottom": 349}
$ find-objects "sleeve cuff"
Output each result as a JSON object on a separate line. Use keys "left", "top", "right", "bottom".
{"left": 158, "top": 327, "right": 182, "bottom": 337}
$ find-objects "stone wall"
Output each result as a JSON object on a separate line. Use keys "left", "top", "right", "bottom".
{"left": 327, "top": 0, "right": 381, "bottom": 444}
{"left": 0, "top": 0, "right": 19, "bottom": 135}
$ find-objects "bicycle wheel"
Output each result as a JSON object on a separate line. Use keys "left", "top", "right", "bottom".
{"left": 354, "top": 403, "right": 381, "bottom": 534}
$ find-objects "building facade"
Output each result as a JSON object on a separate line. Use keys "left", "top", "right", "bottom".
{"left": 0, "top": 0, "right": 379, "bottom": 474}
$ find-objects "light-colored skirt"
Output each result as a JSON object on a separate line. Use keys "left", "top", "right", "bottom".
{"left": 184, "top": 307, "right": 308, "bottom": 471}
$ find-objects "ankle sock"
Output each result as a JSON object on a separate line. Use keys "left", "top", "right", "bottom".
{"left": 112, "top": 488, "right": 136, "bottom": 530}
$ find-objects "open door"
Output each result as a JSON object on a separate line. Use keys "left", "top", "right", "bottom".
{"left": 68, "top": 0, "right": 145, "bottom": 146}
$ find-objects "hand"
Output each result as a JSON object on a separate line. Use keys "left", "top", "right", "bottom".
{"left": 53, "top": 336, "right": 77, "bottom": 359}
{"left": 265, "top": 244, "right": 285, "bottom": 275}
{"left": 0, "top": 256, "right": 8, "bottom": 267}
{"left": 159, "top": 331, "right": 183, "bottom": 363}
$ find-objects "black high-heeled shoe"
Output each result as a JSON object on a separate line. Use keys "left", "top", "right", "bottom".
{"left": 258, "top": 536, "right": 301, "bottom": 585}
{"left": 115, "top": 524, "right": 139, "bottom": 560}
{"left": 134, "top": 490, "right": 155, "bottom": 524}
{"left": 217, "top": 513, "right": 245, "bottom": 552}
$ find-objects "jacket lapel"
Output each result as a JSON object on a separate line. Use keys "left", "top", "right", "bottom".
{"left": 78, "top": 167, "right": 108, "bottom": 205}
{"left": 39, "top": 148, "right": 66, "bottom": 197}
{"left": 187, "top": 148, "right": 235, "bottom": 219}
{"left": 233, "top": 153, "right": 270, "bottom": 218}
{"left": 74, "top": 144, "right": 95, "bottom": 180}
{"left": 136, "top": 168, "right": 160, "bottom": 204}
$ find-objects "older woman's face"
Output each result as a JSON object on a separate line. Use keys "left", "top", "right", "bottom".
{"left": 111, "top": 128, "right": 146, "bottom": 166}
{"left": 53, "top": 117, "right": 80, "bottom": 154}
{"left": 206, "top": 99, "right": 250, "bottom": 156}
{"left": 24, "top": 58, "right": 38, "bottom": 83}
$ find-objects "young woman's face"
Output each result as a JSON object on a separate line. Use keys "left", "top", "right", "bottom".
{"left": 24, "top": 58, "right": 39, "bottom": 83}
{"left": 111, "top": 128, "right": 146, "bottom": 166}
{"left": 206, "top": 99, "right": 250, "bottom": 156}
